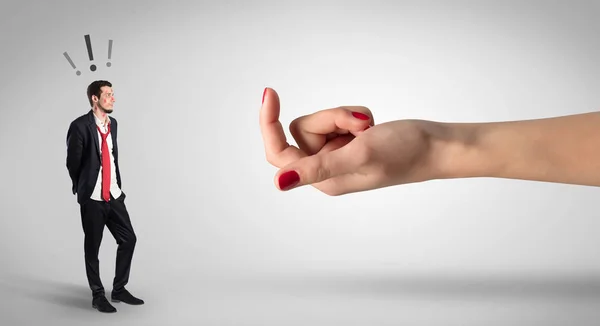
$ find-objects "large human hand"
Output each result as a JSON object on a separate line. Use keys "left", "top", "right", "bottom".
{"left": 259, "top": 88, "right": 440, "bottom": 195}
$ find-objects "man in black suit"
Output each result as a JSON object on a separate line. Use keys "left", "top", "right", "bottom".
{"left": 66, "top": 80, "right": 144, "bottom": 313}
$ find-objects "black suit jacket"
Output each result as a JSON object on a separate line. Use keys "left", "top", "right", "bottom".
{"left": 66, "top": 110, "right": 123, "bottom": 204}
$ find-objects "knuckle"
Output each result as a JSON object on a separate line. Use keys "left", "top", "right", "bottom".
{"left": 305, "top": 155, "right": 332, "bottom": 183}
{"left": 289, "top": 115, "right": 308, "bottom": 135}
{"left": 289, "top": 118, "right": 299, "bottom": 133}
{"left": 265, "top": 153, "right": 278, "bottom": 166}
{"left": 315, "top": 165, "right": 331, "bottom": 182}
{"left": 333, "top": 106, "right": 348, "bottom": 115}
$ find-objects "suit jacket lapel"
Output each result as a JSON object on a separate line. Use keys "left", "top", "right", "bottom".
{"left": 87, "top": 110, "right": 101, "bottom": 159}
{"left": 110, "top": 119, "right": 118, "bottom": 161}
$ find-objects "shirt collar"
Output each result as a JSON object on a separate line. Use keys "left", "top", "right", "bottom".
{"left": 93, "top": 111, "right": 110, "bottom": 127}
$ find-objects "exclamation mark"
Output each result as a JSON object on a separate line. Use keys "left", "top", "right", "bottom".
{"left": 107, "top": 39, "right": 113, "bottom": 67}
{"left": 63, "top": 51, "right": 81, "bottom": 76}
{"left": 84, "top": 34, "right": 96, "bottom": 72}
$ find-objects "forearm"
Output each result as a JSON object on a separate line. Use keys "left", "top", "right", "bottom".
{"left": 430, "top": 111, "right": 600, "bottom": 186}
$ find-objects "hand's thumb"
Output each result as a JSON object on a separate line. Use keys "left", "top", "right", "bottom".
{"left": 274, "top": 147, "right": 354, "bottom": 191}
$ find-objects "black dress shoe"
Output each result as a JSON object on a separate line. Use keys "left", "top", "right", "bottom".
{"left": 92, "top": 296, "right": 117, "bottom": 313}
{"left": 111, "top": 289, "right": 144, "bottom": 305}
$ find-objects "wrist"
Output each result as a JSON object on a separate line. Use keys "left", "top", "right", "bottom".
{"left": 424, "top": 121, "right": 497, "bottom": 181}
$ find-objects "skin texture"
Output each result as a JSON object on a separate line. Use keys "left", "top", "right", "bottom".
{"left": 260, "top": 87, "right": 600, "bottom": 195}
{"left": 436, "top": 112, "right": 600, "bottom": 187}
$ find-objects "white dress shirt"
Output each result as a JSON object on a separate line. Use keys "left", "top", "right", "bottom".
{"left": 90, "top": 113, "right": 122, "bottom": 201}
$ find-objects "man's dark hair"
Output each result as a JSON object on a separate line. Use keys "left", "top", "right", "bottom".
{"left": 87, "top": 80, "right": 112, "bottom": 107}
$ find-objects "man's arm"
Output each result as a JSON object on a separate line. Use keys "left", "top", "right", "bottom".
{"left": 66, "top": 122, "right": 84, "bottom": 193}
{"left": 430, "top": 111, "right": 600, "bottom": 187}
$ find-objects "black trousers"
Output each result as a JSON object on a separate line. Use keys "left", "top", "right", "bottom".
{"left": 80, "top": 193, "right": 137, "bottom": 298}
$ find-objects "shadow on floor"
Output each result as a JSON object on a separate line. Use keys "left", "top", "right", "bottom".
{"left": 0, "top": 273, "right": 91, "bottom": 311}
{"left": 239, "top": 269, "right": 600, "bottom": 301}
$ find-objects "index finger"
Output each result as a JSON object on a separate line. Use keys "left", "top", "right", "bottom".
{"left": 259, "top": 87, "right": 305, "bottom": 167}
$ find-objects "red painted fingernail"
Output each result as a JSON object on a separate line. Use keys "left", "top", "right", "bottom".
{"left": 352, "top": 112, "right": 369, "bottom": 120}
{"left": 278, "top": 171, "right": 300, "bottom": 190}
{"left": 262, "top": 88, "right": 267, "bottom": 104}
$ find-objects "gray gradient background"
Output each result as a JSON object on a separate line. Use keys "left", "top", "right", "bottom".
{"left": 1, "top": 0, "right": 600, "bottom": 325}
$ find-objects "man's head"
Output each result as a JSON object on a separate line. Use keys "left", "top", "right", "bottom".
{"left": 87, "top": 80, "right": 115, "bottom": 114}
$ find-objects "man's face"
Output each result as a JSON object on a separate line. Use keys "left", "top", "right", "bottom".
{"left": 96, "top": 86, "right": 115, "bottom": 113}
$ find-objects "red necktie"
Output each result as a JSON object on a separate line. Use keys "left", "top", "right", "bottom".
{"left": 97, "top": 123, "right": 111, "bottom": 202}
